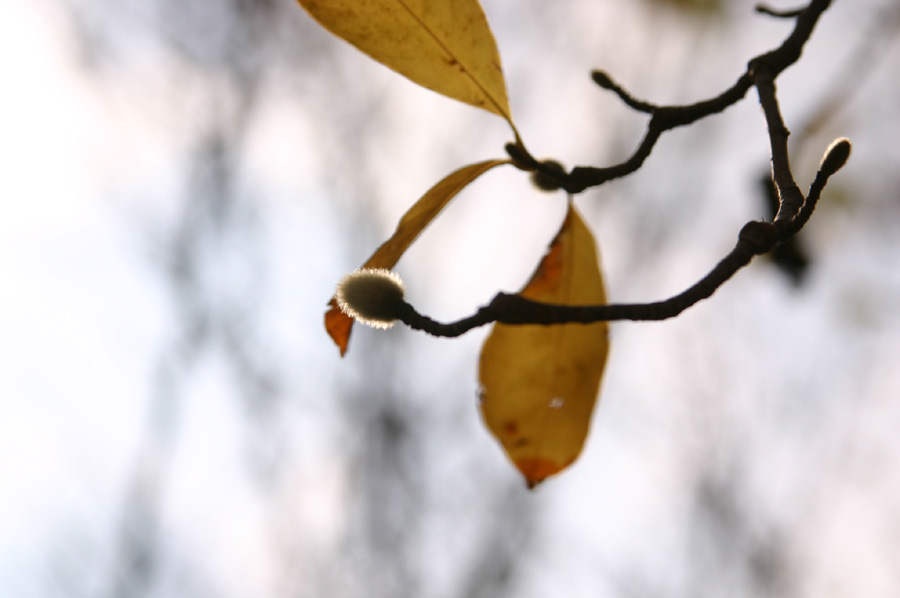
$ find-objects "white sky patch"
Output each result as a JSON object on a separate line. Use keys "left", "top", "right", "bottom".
{"left": 0, "top": 3, "right": 168, "bottom": 595}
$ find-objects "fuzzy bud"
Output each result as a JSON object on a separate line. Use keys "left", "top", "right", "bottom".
{"left": 335, "top": 268, "right": 406, "bottom": 329}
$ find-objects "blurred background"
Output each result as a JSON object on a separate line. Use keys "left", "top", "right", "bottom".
{"left": 2, "top": 0, "right": 899, "bottom": 596}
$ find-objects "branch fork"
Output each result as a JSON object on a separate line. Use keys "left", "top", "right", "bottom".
{"left": 340, "top": 1, "right": 850, "bottom": 338}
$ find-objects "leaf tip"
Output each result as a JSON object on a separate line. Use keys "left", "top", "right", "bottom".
{"left": 325, "top": 299, "right": 353, "bottom": 356}
{"left": 515, "top": 457, "right": 571, "bottom": 489}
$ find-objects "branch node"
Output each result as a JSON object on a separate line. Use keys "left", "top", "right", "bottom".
{"left": 530, "top": 160, "right": 568, "bottom": 192}
{"left": 739, "top": 220, "right": 782, "bottom": 255}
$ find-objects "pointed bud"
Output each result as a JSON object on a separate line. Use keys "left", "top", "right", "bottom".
{"left": 335, "top": 268, "right": 406, "bottom": 329}
{"left": 819, "top": 138, "right": 852, "bottom": 177}
{"left": 591, "top": 70, "right": 614, "bottom": 90}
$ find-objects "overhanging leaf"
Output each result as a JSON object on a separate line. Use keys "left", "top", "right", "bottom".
{"left": 478, "top": 204, "right": 609, "bottom": 488}
{"left": 297, "top": 0, "right": 516, "bottom": 128}
{"left": 326, "top": 159, "right": 510, "bottom": 355}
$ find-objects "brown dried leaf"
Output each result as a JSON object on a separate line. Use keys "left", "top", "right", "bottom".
{"left": 478, "top": 205, "right": 609, "bottom": 487}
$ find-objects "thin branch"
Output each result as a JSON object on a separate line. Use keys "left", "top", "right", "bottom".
{"left": 400, "top": 236, "right": 758, "bottom": 335}
{"left": 567, "top": 74, "right": 753, "bottom": 193}
{"left": 753, "top": 68, "right": 805, "bottom": 223}
{"left": 506, "top": 0, "right": 834, "bottom": 195}
{"left": 590, "top": 70, "right": 657, "bottom": 113}
{"left": 397, "top": 140, "right": 847, "bottom": 338}
{"left": 755, "top": 4, "right": 807, "bottom": 18}
{"left": 335, "top": 1, "right": 850, "bottom": 339}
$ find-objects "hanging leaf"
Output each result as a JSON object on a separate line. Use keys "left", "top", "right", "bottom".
{"left": 297, "top": 0, "right": 516, "bottom": 128}
{"left": 326, "top": 159, "right": 510, "bottom": 355}
{"left": 478, "top": 205, "right": 609, "bottom": 488}
{"left": 324, "top": 297, "right": 354, "bottom": 355}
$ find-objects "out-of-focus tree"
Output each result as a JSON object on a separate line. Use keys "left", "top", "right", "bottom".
{"left": 2, "top": 1, "right": 899, "bottom": 598}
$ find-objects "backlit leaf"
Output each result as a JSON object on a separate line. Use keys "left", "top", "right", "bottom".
{"left": 478, "top": 205, "right": 609, "bottom": 488}
{"left": 326, "top": 159, "right": 510, "bottom": 355}
{"left": 297, "top": 0, "right": 515, "bottom": 127}
{"left": 325, "top": 297, "right": 354, "bottom": 356}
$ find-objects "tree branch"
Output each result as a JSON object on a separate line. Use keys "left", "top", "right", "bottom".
{"left": 397, "top": 138, "right": 849, "bottom": 338}
{"left": 755, "top": 4, "right": 806, "bottom": 18}
{"left": 507, "top": 0, "right": 835, "bottom": 195}
{"left": 388, "top": 1, "right": 849, "bottom": 337}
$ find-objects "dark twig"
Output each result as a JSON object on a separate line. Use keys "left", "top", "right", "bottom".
{"left": 505, "top": 0, "right": 834, "bottom": 195}
{"left": 755, "top": 4, "right": 807, "bottom": 18}
{"left": 780, "top": 138, "right": 850, "bottom": 237}
{"left": 388, "top": 0, "right": 849, "bottom": 336}
{"left": 590, "top": 70, "right": 656, "bottom": 113}
{"left": 752, "top": 67, "right": 805, "bottom": 223}
{"left": 568, "top": 73, "right": 753, "bottom": 193}
{"left": 398, "top": 139, "right": 848, "bottom": 338}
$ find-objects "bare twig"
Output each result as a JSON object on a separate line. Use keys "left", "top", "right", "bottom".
{"left": 507, "top": 0, "right": 835, "bottom": 195}
{"left": 755, "top": 4, "right": 807, "bottom": 18}
{"left": 397, "top": 139, "right": 849, "bottom": 338}
{"left": 390, "top": 0, "right": 849, "bottom": 336}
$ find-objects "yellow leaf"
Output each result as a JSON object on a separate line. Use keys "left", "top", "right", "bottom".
{"left": 325, "top": 159, "right": 510, "bottom": 355}
{"left": 478, "top": 205, "right": 609, "bottom": 488}
{"left": 297, "top": 0, "right": 515, "bottom": 127}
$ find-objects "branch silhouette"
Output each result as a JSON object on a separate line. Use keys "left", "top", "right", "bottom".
{"left": 397, "top": 139, "right": 848, "bottom": 338}
{"left": 755, "top": 4, "right": 807, "bottom": 18}
{"left": 391, "top": 0, "right": 850, "bottom": 337}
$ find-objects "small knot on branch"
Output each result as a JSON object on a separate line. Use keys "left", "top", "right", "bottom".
{"left": 530, "top": 160, "right": 568, "bottom": 192}
{"left": 739, "top": 221, "right": 782, "bottom": 255}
